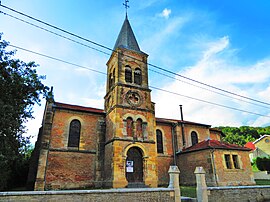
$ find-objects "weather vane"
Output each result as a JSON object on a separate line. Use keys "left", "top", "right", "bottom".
{"left": 123, "top": 0, "right": 130, "bottom": 16}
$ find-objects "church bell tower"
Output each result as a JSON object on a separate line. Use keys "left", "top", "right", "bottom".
{"left": 103, "top": 15, "right": 158, "bottom": 188}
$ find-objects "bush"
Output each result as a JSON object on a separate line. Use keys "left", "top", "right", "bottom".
{"left": 256, "top": 156, "right": 270, "bottom": 171}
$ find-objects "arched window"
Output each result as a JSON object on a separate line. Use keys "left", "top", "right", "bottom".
{"left": 134, "top": 68, "right": 142, "bottom": 85}
{"left": 136, "top": 118, "right": 143, "bottom": 138}
{"left": 68, "top": 119, "right": 81, "bottom": 148}
{"left": 125, "top": 66, "right": 132, "bottom": 83}
{"left": 191, "top": 131, "right": 198, "bottom": 146}
{"left": 156, "top": 129, "right": 164, "bottom": 153}
{"left": 126, "top": 117, "right": 133, "bottom": 137}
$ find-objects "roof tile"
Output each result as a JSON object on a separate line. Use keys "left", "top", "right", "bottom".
{"left": 182, "top": 139, "right": 251, "bottom": 153}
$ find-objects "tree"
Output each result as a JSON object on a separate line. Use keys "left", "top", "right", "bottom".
{"left": 217, "top": 126, "right": 256, "bottom": 146}
{"left": 0, "top": 34, "right": 48, "bottom": 190}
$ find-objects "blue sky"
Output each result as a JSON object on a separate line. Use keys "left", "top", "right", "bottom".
{"left": 1, "top": 0, "right": 270, "bottom": 142}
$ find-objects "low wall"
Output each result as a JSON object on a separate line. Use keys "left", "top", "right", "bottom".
{"left": 254, "top": 171, "right": 270, "bottom": 180}
{"left": 0, "top": 188, "right": 174, "bottom": 202}
{"left": 208, "top": 185, "right": 270, "bottom": 202}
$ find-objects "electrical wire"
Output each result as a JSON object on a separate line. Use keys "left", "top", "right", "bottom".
{"left": 1, "top": 4, "right": 270, "bottom": 107}
{"left": 0, "top": 10, "right": 111, "bottom": 57}
{"left": 4, "top": 8, "right": 268, "bottom": 110}
{"left": 149, "top": 69, "right": 270, "bottom": 110}
{"left": 150, "top": 86, "right": 270, "bottom": 118}
{"left": 9, "top": 43, "right": 270, "bottom": 119}
{"left": 9, "top": 45, "right": 107, "bottom": 75}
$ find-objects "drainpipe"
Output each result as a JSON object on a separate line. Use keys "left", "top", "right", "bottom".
{"left": 179, "top": 105, "right": 186, "bottom": 148}
{"left": 171, "top": 123, "right": 177, "bottom": 166}
{"left": 210, "top": 148, "right": 218, "bottom": 186}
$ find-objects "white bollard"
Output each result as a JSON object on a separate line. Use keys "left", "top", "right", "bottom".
{"left": 168, "top": 165, "right": 181, "bottom": 202}
{"left": 194, "top": 166, "right": 208, "bottom": 202}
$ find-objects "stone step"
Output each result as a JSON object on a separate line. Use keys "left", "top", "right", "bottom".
{"left": 181, "top": 196, "right": 197, "bottom": 202}
{"left": 126, "top": 182, "right": 149, "bottom": 188}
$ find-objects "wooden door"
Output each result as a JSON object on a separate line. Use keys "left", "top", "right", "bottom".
{"left": 126, "top": 147, "right": 143, "bottom": 183}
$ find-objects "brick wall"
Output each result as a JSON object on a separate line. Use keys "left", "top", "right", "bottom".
{"left": 0, "top": 188, "right": 174, "bottom": 202}
{"left": 157, "top": 156, "right": 173, "bottom": 186}
{"left": 156, "top": 123, "right": 174, "bottom": 186}
{"left": 34, "top": 107, "right": 105, "bottom": 190}
{"left": 45, "top": 151, "right": 96, "bottom": 190}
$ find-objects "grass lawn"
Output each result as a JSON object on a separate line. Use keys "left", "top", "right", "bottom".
{"left": 255, "top": 179, "right": 270, "bottom": 185}
{"left": 252, "top": 164, "right": 259, "bottom": 172}
{"left": 180, "top": 186, "right": 196, "bottom": 198}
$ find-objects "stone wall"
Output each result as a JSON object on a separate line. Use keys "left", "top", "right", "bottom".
{"left": 177, "top": 150, "right": 215, "bottom": 186}
{"left": 213, "top": 150, "right": 255, "bottom": 186}
{"left": 0, "top": 188, "right": 174, "bottom": 202}
{"left": 208, "top": 185, "right": 270, "bottom": 202}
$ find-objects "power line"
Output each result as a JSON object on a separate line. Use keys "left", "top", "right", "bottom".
{"left": 9, "top": 45, "right": 107, "bottom": 76}
{"left": 149, "top": 69, "right": 270, "bottom": 110}
{"left": 1, "top": 4, "right": 270, "bottom": 107}
{"left": 5, "top": 8, "right": 266, "bottom": 110}
{"left": 9, "top": 44, "right": 270, "bottom": 119}
{"left": 150, "top": 86, "right": 270, "bottom": 118}
{"left": 0, "top": 11, "right": 111, "bottom": 57}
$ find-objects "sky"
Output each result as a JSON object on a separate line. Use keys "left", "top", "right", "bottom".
{"left": 1, "top": 0, "right": 270, "bottom": 142}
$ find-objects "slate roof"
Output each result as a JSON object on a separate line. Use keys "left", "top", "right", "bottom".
{"left": 180, "top": 139, "right": 251, "bottom": 154}
{"left": 54, "top": 102, "right": 105, "bottom": 114}
{"left": 113, "top": 16, "right": 141, "bottom": 52}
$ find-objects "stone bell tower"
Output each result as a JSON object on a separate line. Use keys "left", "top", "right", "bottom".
{"left": 103, "top": 15, "right": 158, "bottom": 188}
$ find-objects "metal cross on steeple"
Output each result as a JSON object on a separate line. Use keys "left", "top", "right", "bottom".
{"left": 123, "top": 0, "right": 130, "bottom": 16}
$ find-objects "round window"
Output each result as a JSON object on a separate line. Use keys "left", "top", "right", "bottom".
{"left": 265, "top": 139, "right": 270, "bottom": 143}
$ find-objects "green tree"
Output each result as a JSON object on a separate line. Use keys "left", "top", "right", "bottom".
{"left": 0, "top": 34, "right": 48, "bottom": 190}
{"left": 217, "top": 126, "right": 256, "bottom": 146}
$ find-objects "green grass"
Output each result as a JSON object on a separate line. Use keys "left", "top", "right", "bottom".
{"left": 255, "top": 179, "right": 270, "bottom": 185}
{"left": 252, "top": 163, "right": 259, "bottom": 172}
{"left": 180, "top": 186, "right": 196, "bottom": 198}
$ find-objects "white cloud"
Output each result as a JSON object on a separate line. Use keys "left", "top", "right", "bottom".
{"left": 153, "top": 36, "right": 270, "bottom": 127}
{"left": 159, "top": 8, "right": 172, "bottom": 19}
{"left": 142, "top": 15, "right": 189, "bottom": 56}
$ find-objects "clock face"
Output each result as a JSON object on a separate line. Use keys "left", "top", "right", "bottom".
{"left": 126, "top": 91, "right": 142, "bottom": 107}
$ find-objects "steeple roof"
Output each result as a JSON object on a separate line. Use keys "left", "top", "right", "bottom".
{"left": 113, "top": 16, "right": 141, "bottom": 52}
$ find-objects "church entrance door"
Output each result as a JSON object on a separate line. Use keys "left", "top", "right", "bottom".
{"left": 126, "top": 147, "right": 143, "bottom": 183}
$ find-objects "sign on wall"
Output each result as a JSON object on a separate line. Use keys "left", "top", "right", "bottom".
{"left": 126, "top": 161, "right": 133, "bottom": 172}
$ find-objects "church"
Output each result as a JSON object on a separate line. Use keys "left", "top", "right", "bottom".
{"left": 28, "top": 14, "right": 255, "bottom": 191}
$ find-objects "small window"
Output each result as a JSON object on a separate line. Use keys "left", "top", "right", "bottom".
{"left": 232, "top": 155, "right": 240, "bottom": 169}
{"left": 224, "top": 154, "right": 232, "bottom": 169}
{"left": 109, "top": 73, "right": 112, "bottom": 89}
{"left": 112, "top": 69, "right": 115, "bottom": 84}
{"left": 125, "top": 66, "right": 132, "bottom": 83}
{"left": 156, "top": 129, "right": 164, "bottom": 153}
{"left": 191, "top": 131, "right": 198, "bottom": 146}
{"left": 126, "top": 117, "right": 133, "bottom": 137}
{"left": 136, "top": 118, "right": 143, "bottom": 138}
{"left": 68, "top": 119, "right": 81, "bottom": 148}
{"left": 134, "top": 68, "right": 142, "bottom": 85}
